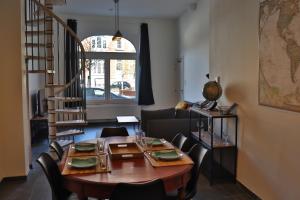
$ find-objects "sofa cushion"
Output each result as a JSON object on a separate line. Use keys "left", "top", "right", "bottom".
{"left": 175, "top": 101, "right": 189, "bottom": 110}
{"left": 141, "top": 108, "right": 175, "bottom": 131}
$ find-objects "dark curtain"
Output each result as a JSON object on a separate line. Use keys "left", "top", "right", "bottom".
{"left": 65, "top": 19, "right": 79, "bottom": 107}
{"left": 138, "top": 23, "right": 155, "bottom": 105}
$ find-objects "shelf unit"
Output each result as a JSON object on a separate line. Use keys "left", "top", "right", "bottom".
{"left": 189, "top": 106, "right": 238, "bottom": 185}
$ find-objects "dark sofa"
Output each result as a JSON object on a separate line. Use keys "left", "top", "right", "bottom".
{"left": 141, "top": 108, "right": 201, "bottom": 142}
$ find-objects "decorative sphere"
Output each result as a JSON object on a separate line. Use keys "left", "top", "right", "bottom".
{"left": 202, "top": 81, "right": 222, "bottom": 101}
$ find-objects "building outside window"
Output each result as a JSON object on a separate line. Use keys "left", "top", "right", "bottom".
{"left": 97, "top": 36, "right": 101, "bottom": 48}
{"left": 116, "top": 60, "right": 122, "bottom": 70}
{"left": 117, "top": 40, "right": 122, "bottom": 49}
{"left": 103, "top": 39, "right": 107, "bottom": 49}
{"left": 92, "top": 39, "right": 95, "bottom": 48}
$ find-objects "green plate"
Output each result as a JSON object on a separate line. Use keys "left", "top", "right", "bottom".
{"left": 74, "top": 143, "right": 96, "bottom": 152}
{"left": 68, "top": 157, "right": 98, "bottom": 168}
{"left": 146, "top": 138, "right": 166, "bottom": 146}
{"left": 151, "top": 150, "right": 183, "bottom": 161}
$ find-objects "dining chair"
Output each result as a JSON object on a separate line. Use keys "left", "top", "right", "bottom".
{"left": 49, "top": 141, "right": 64, "bottom": 161}
{"left": 171, "top": 133, "right": 187, "bottom": 150}
{"left": 181, "top": 136, "right": 196, "bottom": 153}
{"left": 110, "top": 179, "right": 167, "bottom": 200}
{"left": 101, "top": 127, "right": 129, "bottom": 137}
{"left": 36, "top": 152, "right": 72, "bottom": 200}
{"left": 167, "top": 144, "right": 208, "bottom": 200}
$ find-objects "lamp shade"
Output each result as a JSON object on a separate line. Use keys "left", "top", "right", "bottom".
{"left": 112, "top": 30, "right": 123, "bottom": 41}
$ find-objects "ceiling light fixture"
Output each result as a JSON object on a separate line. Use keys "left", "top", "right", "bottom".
{"left": 112, "top": 0, "right": 123, "bottom": 41}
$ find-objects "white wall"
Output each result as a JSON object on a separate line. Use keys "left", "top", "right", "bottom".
{"left": 210, "top": 0, "right": 300, "bottom": 199}
{"left": 56, "top": 13, "right": 179, "bottom": 120}
{"left": 0, "top": 0, "right": 30, "bottom": 179}
{"left": 178, "top": 0, "right": 210, "bottom": 102}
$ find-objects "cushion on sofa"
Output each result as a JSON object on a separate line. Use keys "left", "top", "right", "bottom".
{"left": 175, "top": 101, "right": 189, "bottom": 110}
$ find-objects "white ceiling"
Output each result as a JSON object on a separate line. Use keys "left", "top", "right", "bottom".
{"left": 54, "top": 0, "right": 198, "bottom": 19}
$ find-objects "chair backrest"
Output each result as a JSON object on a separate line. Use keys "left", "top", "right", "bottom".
{"left": 110, "top": 179, "right": 166, "bottom": 200}
{"left": 171, "top": 133, "right": 187, "bottom": 150}
{"left": 181, "top": 136, "right": 197, "bottom": 153}
{"left": 49, "top": 141, "right": 64, "bottom": 160}
{"left": 185, "top": 144, "right": 208, "bottom": 199}
{"left": 101, "top": 127, "right": 129, "bottom": 138}
{"left": 36, "top": 153, "right": 69, "bottom": 200}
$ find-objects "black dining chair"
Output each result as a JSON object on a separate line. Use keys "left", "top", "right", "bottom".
{"left": 49, "top": 141, "right": 64, "bottom": 161}
{"left": 167, "top": 144, "right": 208, "bottom": 200}
{"left": 171, "top": 133, "right": 187, "bottom": 150}
{"left": 110, "top": 179, "right": 167, "bottom": 200}
{"left": 36, "top": 152, "right": 72, "bottom": 200}
{"left": 101, "top": 127, "right": 129, "bottom": 138}
{"left": 181, "top": 136, "right": 197, "bottom": 153}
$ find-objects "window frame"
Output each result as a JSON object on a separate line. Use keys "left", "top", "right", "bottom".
{"left": 85, "top": 51, "right": 137, "bottom": 105}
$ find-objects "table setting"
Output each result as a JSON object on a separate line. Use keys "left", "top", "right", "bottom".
{"left": 60, "top": 135, "right": 194, "bottom": 200}
{"left": 61, "top": 139, "right": 110, "bottom": 175}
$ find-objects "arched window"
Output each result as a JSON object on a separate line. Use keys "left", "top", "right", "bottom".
{"left": 82, "top": 35, "right": 137, "bottom": 104}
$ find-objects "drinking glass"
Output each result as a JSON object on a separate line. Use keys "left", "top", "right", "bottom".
{"left": 97, "top": 138, "right": 105, "bottom": 153}
{"left": 135, "top": 129, "right": 141, "bottom": 143}
{"left": 140, "top": 131, "right": 146, "bottom": 146}
{"left": 145, "top": 137, "right": 153, "bottom": 149}
{"left": 99, "top": 153, "right": 108, "bottom": 170}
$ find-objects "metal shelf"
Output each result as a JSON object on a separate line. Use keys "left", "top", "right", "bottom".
{"left": 191, "top": 131, "right": 234, "bottom": 149}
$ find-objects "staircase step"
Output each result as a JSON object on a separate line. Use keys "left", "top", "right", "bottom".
{"left": 26, "top": 30, "right": 53, "bottom": 36}
{"left": 57, "top": 140, "right": 73, "bottom": 148}
{"left": 45, "top": 84, "right": 65, "bottom": 88}
{"left": 48, "top": 97, "right": 83, "bottom": 102}
{"left": 47, "top": 70, "right": 56, "bottom": 74}
{"left": 26, "top": 55, "right": 53, "bottom": 61}
{"left": 25, "top": 43, "right": 53, "bottom": 48}
{"left": 26, "top": 18, "right": 52, "bottom": 25}
{"left": 55, "top": 120, "right": 87, "bottom": 127}
{"left": 27, "top": 69, "right": 55, "bottom": 74}
{"left": 52, "top": 108, "right": 86, "bottom": 114}
{"left": 56, "top": 129, "right": 84, "bottom": 137}
{"left": 28, "top": 69, "right": 46, "bottom": 73}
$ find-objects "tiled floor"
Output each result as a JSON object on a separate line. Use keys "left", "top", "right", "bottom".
{"left": 0, "top": 124, "right": 259, "bottom": 200}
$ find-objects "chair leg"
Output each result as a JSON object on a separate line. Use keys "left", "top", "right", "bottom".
{"left": 77, "top": 194, "right": 88, "bottom": 200}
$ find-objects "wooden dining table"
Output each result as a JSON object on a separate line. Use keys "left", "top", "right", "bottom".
{"left": 60, "top": 136, "right": 193, "bottom": 200}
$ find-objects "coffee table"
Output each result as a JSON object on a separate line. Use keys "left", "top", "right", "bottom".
{"left": 116, "top": 116, "right": 139, "bottom": 129}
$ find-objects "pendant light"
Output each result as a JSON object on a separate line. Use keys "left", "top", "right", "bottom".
{"left": 112, "top": 0, "right": 123, "bottom": 41}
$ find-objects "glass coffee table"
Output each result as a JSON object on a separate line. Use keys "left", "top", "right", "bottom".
{"left": 116, "top": 116, "right": 139, "bottom": 129}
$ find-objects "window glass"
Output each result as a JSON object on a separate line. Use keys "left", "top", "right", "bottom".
{"left": 82, "top": 35, "right": 137, "bottom": 103}
{"left": 82, "top": 36, "right": 136, "bottom": 53}
{"left": 110, "top": 59, "right": 136, "bottom": 99}
{"left": 86, "top": 59, "right": 105, "bottom": 100}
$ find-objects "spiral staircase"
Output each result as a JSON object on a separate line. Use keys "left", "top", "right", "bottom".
{"left": 25, "top": 0, "right": 88, "bottom": 147}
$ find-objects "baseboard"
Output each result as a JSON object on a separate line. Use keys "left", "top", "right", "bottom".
{"left": 236, "top": 181, "right": 261, "bottom": 199}
{"left": 2, "top": 176, "right": 27, "bottom": 182}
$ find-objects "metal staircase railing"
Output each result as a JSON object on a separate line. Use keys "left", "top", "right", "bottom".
{"left": 25, "top": 0, "right": 88, "bottom": 147}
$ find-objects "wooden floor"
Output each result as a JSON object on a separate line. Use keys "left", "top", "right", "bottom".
{"left": 0, "top": 124, "right": 259, "bottom": 200}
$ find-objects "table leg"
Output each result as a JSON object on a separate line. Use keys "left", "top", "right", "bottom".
{"left": 178, "top": 187, "right": 185, "bottom": 200}
{"left": 77, "top": 193, "right": 88, "bottom": 200}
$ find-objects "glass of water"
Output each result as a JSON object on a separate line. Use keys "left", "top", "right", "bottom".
{"left": 99, "top": 153, "right": 108, "bottom": 170}
{"left": 97, "top": 138, "right": 105, "bottom": 153}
